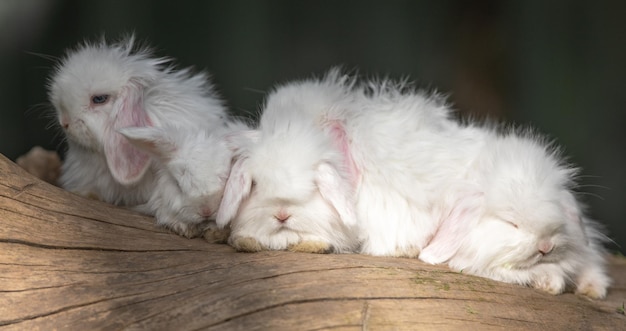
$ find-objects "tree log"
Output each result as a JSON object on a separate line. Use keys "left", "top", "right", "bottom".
{"left": 0, "top": 154, "right": 624, "bottom": 330}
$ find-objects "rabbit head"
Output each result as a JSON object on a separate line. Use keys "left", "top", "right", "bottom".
{"left": 420, "top": 132, "right": 609, "bottom": 298}
{"left": 49, "top": 36, "right": 166, "bottom": 185}
{"left": 216, "top": 80, "right": 359, "bottom": 253}
{"left": 118, "top": 124, "right": 240, "bottom": 236}
{"left": 217, "top": 127, "right": 358, "bottom": 253}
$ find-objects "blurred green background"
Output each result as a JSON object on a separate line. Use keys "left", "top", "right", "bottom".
{"left": 1, "top": 0, "right": 624, "bottom": 253}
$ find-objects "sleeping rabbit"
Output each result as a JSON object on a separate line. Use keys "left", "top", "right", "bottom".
{"left": 118, "top": 119, "right": 250, "bottom": 239}
{"left": 216, "top": 72, "right": 360, "bottom": 253}
{"left": 49, "top": 35, "right": 227, "bottom": 206}
{"left": 348, "top": 77, "right": 610, "bottom": 298}
{"left": 419, "top": 129, "right": 611, "bottom": 299}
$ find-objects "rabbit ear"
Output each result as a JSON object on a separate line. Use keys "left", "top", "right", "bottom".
{"left": 117, "top": 127, "right": 177, "bottom": 162}
{"left": 325, "top": 120, "right": 360, "bottom": 187}
{"left": 315, "top": 162, "right": 357, "bottom": 226}
{"left": 216, "top": 157, "right": 252, "bottom": 228}
{"left": 104, "top": 83, "right": 153, "bottom": 185}
{"left": 419, "top": 192, "right": 484, "bottom": 264}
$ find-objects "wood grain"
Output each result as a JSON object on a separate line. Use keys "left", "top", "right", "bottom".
{"left": 1, "top": 154, "right": 624, "bottom": 330}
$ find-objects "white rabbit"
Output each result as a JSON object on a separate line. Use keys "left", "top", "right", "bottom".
{"left": 215, "top": 72, "right": 360, "bottom": 253}
{"left": 49, "top": 35, "right": 227, "bottom": 206}
{"left": 348, "top": 80, "right": 610, "bottom": 297}
{"left": 118, "top": 119, "right": 249, "bottom": 239}
{"left": 419, "top": 130, "right": 611, "bottom": 299}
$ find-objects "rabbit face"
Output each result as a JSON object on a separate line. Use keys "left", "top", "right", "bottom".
{"left": 231, "top": 174, "right": 347, "bottom": 250}
{"left": 470, "top": 138, "right": 587, "bottom": 271}
{"left": 217, "top": 129, "right": 358, "bottom": 253}
{"left": 49, "top": 37, "right": 171, "bottom": 186}
{"left": 453, "top": 206, "right": 575, "bottom": 272}
{"left": 419, "top": 131, "right": 608, "bottom": 297}
{"left": 50, "top": 41, "right": 158, "bottom": 150}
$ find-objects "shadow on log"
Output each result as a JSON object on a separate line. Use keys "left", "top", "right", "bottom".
{"left": 0, "top": 154, "right": 624, "bottom": 330}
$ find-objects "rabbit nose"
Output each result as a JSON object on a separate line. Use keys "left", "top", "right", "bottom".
{"left": 199, "top": 206, "right": 212, "bottom": 218}
{"left": 274, "top": 210, "right": 291, "bottom": 224}
{"left": 538, "top": 241, "right": 554, "bottom": 255}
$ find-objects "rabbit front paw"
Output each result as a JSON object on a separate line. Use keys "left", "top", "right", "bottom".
{"left": 288, "top": 241, "right": 332, "bottom": 254}
{"left": 229, "top": 236, "right": 266, "bottom": 252}
{"left": 203, "top": 223, "right": 231, "bottom": 244}
{"left": 531, "top": 274, "right": 566, "bottom": 295}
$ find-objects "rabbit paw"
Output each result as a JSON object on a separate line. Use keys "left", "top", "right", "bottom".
{"left": 575, "top": 281, "right": 607, "bottom": 299}
{"left": 229, "top": 236, "right": 266, "bottom": 252}
{"left": 531, "top": 274, "right": 566, "bottom": 295}
{"left": 16, "top": 146, "right": 62, "bottom": 185}
{"left": 575, "top": 269, "right": 609, "bottom": 299}
{"left": 168, "top": 221, "right": 206, "bottom": 239}
{"left": 392, "top": 246, "right": 421, "bottom": 258}
{"left": 203, "top": 224, "right": 231, "bottom": 244}
{"left": 288, "top": 241, "right": 332, "bottom": 254}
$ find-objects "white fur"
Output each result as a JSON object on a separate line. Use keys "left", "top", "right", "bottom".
{"left": 49, "top": 35, "right": 227, "bottom": 205}
{"left": 216, "top": 72, "right": 359, "bottom": 253}
{"left": 217, "top": 70, "right": 472, "bottom": 254}
{"left": 339, "top": 79, "right": 475, "bottom": 257}
{"left": 118, "top": 119, "right": 249, "bottom": 237}
{"left": 345, "top": 77, "right": 610, "bottom": 298}
{"left": 419, "top": 130, "right": 611, "bottom": 298}
{"left": 338, "top": 75, "right": 610, "bottom": 297}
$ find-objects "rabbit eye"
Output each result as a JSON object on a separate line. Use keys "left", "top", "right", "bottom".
{"left": 250, "top": 180, "right": 257, "bottom": 189}
{"left": 505, "top": 220, "right": 519, "bottom": 229}
{"left": 91, "top": 94, "right": 110, "bottom": 105}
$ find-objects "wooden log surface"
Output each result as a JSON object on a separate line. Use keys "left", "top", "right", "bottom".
{"left": 0, "top": 153, "right": 624, "bottom": 330}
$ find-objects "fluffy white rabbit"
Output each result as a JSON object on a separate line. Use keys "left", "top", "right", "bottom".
{"left": 215, "top": 72, "right": 360, "bottom": 253}
{"left": 118, "top": 119, "right": 250, "bottom": 239}
{"left": 349, "top": 80, "right": 610, "bottom": 297}
{"left": 419, "top": 130, "right": 611, "bottom": 299}
{"left": 49, "top": 35, "right": 227, "bottom": 205}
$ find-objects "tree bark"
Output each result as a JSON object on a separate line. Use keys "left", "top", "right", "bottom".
{"left": 0, "top": 154, "right": 624, "bottom": 330}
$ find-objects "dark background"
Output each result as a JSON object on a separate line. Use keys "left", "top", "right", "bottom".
{"left": 1, "top": 0, "right": 624, "bottom": 253}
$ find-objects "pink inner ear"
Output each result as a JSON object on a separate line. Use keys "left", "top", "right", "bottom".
{"left": 216, "top": 157, "right": 251, "bottom": 228}
{"left": 316, "top": 162, "right": 357, "bottom": 227}
{"left": 104, "top": 84, "right": 153, "bottom": 185}
{"left": 419, "top": 192, "right": 484, "bottom": 264}
{"left": 326, "top": 120, "right": 360, "bottom": 187}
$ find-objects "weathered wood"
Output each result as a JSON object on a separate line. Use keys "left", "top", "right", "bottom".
{"left": 0, "top": 153, "right": 624, "bottom": 330}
